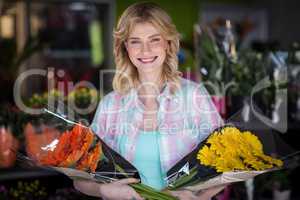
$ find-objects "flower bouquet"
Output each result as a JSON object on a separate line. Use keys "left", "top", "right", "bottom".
{"left": 164, "top": 126, "right": 284, "bottom": 192}
{"left": 19, "top": 109, "right": 176, "bottom": 200}
{"left": 21, "top": 109, "right": 139, "bottom": 181}
{"left": 18, "top": 109, "right": 295, "bottom": 200}
{"left": 164, "top": 100, "right": 300, "bottom": 195}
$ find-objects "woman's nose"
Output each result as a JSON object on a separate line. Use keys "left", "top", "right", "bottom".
{"left": 140, "top": 42, "right": 152, "bottom": 53}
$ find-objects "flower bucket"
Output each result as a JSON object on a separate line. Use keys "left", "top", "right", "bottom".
{"left": 211, "top": 95, "right": 226, "bottom": 119}
{"left": 24, "top": 122, "right": 60, "bottom": 161}
{"left": 0, "top": 127, "right": 19, "bottom": 168}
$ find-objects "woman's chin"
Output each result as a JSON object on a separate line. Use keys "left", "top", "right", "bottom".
{"left": 138, "top": 65, "right": 161, "bottom": 73}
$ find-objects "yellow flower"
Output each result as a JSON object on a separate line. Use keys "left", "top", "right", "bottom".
{"left": 242, "top": 131, "right": 263, "bottom": 153}
{"left": 198, "top": 146, "right": 216, "bottom": 166}
{"left": 196, "top": 127, "right": 283, "bottom": 172}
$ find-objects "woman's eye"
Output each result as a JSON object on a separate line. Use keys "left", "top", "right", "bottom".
{"left": 130, "top": 40, "right": 140, "bottom": 44}
{"left": 151, "top": 38, "right": 161, "bottom": 43}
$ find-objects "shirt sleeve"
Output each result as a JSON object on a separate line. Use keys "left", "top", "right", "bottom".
{"left": 191, "top": 83, "right": 224, "bottom": 142}
{"left": 90, "top": 95, "right": 108, "bottom": 140}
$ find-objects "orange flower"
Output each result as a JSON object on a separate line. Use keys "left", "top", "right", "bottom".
{"left": 40, "top": 124, "right": 100, "bottom": 171}
{"left": 76, "top": 142, "right": 102, "bottom": 172}
{"left": 76, "top": 152, "right": 89, "bottom": 171}
{"left": 40, "top": 131, "right": 71, "bottom": 165}
{"left": 89, "top": 142, "right": 102, "bottom": 172}
{"left": 59, "top": 126, "right": 94, "bottom": 167}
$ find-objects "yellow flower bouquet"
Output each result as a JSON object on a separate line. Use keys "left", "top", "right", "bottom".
{"left": 198, "top": 127, "right": 282, "bottom": 172}
{"left": 165, "top": 126, "right": 284, "bottom": 192}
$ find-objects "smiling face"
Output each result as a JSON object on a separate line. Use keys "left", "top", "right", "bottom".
{"left": 125, "top": 22, "right": 168, "bottom": 77}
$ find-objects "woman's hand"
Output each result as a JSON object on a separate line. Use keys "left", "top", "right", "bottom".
{"left": 168, "top": 190, "right": 199, "bottom": 200}
{"left": 73, "top": 178, "right": 144, "bottom": 200}
{"left": 195, "top": 185, "right": 226, "bottom": 200}
{"left": 169, "top": 185, "right": 226, "bottom": 200}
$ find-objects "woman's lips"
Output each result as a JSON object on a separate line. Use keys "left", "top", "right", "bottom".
{"left": 138, "top": 56, "right": 158, "bottom": 64}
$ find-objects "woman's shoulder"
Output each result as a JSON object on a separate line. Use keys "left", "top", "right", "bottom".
{"left": 100, "top": 90, "right": 123, "bottom": 106}
{"left": 178, "top": 77, "right": 208, "bottom": 95}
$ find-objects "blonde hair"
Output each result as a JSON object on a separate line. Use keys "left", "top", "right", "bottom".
{"left": 112, "top": 2, "right": 182, "bottom": 95}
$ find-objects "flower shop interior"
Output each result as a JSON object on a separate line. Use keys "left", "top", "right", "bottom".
{"left": 0, "top": 0, "right": 300, "bottom": 200}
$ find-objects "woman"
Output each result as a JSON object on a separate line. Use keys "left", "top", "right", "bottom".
{"left": 74, "top": 2, "right": 224, "bottom": 200}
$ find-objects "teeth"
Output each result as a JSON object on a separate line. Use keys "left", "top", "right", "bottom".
{"left": 142, "top": 58, "right": 153, "bottom": 62}
{"left": 139, "top": 57, "right": 157, "bottom": 63}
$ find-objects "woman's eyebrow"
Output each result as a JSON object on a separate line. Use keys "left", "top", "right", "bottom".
{"left": 127, "top": 37, "right": 140, "bottom": 40}
{"left": 149, "top": 34, "right": 161, "bottom": 38}
{"left": 128, "top": 34, "right": 161, "bottom": 40}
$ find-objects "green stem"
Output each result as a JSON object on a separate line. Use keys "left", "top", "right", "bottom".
{"left": 131, "top": 183, "right": 177, "bottom": 200}
{"left": 114, "top": 164, "right": 176, "bottom": 199}
{"left": 167, "top": 166, "right": 198, "bottom": 190}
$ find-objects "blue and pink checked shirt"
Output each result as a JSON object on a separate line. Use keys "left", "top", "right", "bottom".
{"left": 91, "top": 77, "right": 223, "bottom": 172}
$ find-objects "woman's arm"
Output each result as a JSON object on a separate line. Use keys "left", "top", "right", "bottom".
{"left": 73, "top": 178, "right": 144, "bottom": 200}
{"left": 169, "top": 185, "right": 226, "bottom": 200}
{"left": 90, "top": 95, "right": 109, "bottom": 139}
{"left": 192, "top": 83, "right": 224, "bottom": 140}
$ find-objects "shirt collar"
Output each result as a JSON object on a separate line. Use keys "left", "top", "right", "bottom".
{"left": 121, "top": 80, "right": 180, "bottom": 105}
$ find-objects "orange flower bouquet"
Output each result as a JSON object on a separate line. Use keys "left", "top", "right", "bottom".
{"left": 20, "top": 109, "right": 140, "bottom": 183}
{"left": 19, "top": 109, "right": 177, "bottom": 200}
{"left": 38, "top": 124, "right": 101, "bottom": 172}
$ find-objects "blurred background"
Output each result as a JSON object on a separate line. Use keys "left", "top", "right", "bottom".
{"left": 0, "top": 0, "right": 300, "bottom": 199}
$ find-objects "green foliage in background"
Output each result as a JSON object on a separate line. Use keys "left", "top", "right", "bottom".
{"left": 195, "top": 26, "right": 289, "bottom": 115}
{"left": 197, "top": 28, "right": 277, "bottom": 98}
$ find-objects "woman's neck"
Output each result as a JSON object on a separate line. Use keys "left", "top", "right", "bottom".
{"left": 137, "top": 73, "right": 165, "bottom": 103}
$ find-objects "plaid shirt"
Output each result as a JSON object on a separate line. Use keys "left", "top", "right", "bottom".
{"left": 91, "top": 77, "right": 223, "bottom": 172}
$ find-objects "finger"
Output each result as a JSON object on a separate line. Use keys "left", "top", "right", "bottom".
{"left": 115, "top": 178, "right": 140, "bottom": 185}
{"left": 168, "top": 190, "right": 180, "bottom": 197}
{"left": 208, "top": 185, "right": 226, "bottom": 194}
{"left": 73, "top": 179, "right": 92, "bottom": 190}
{"left": 181, "top": 190, "right": 199, "bottom": 200}
{"left": 168, "top": 190, "right": 198, "bottom": 200}
{"left": 131, "top": 192, "right": 144, "bottom": 200}
{"left": 73, "top": 179, "right": 88, "bottom": 185}
{"left": 169, "top": 192, "right": 181, "bottom": 199}
{"left": 73, "top": 180, "right": 82, "bottom": 190}
{"left": 197, "top": 185, "right": 226, "bottom": 199}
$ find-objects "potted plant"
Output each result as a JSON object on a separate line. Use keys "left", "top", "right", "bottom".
{"left": 194, "top": 24, "right": 280, "bottom": 119}
{"left": 194, "top": 25, "right": 231, "bottom": 119}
